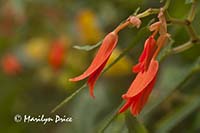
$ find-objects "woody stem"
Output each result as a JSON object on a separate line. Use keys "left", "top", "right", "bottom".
{"left": 187, "top": 0, "right": 197, "bottom": 22}
{"left": 113, "top": 8, "right": 160, "bottom": 34}
{"left": 172, "top": 39, "right": 200, "bottom": 54}
{"left": 136, "top": 8, "right": 159, "bottom": 18}
{"left": 165, "top": 0, "right": 199, "bottom": 54}
{"left": 113, "top": 21, "right": 130, "bottom": 34}
{"left": 152, "top": 37, "right": 168, "bottom": 59}
{"left": 172, "top": 41, "right": 194, "bottom": 54}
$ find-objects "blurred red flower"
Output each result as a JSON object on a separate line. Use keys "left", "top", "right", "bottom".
{"left": 49, "top": 39, "right": 65, "bottom": 71}
{"left": 1, "top": 54, "right": 21, "bottom": 75}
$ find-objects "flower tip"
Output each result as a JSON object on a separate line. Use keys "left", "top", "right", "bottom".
{"left": 129, "top": 16, "right": 141, "bottom": 28}
{"left": 132, "top": 64, "right": 141, "bottom": 73}
{"left": 131, "top": 112, "right": 139, "bottom": 116}
{"left": 90, "top": 92, "right": 96, "bottom": 99}
{"left": 118, "top": 109, "right": 123, "bottom": 114}
{"left": 122, "top": 94, "right": 129, "bottom": 99}
{"left": 69, "top": 78, "right": 75, "bottom": 82}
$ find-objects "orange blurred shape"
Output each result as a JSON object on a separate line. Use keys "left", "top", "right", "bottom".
{"left": 1, "top": 54, "right": 21, "bottom": 75}
{"left": 49, "top": 38, "right": 66, "bottom": 71}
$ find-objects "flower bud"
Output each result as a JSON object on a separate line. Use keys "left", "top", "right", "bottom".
{"left": 129, "top": 16, "right": 141, "bottom": 28}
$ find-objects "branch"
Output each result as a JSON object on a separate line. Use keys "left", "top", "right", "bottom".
{"left": 187, "top": 0, "right": 197, "bottom": 22}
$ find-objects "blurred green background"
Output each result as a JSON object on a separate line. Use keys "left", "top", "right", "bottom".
{"left": 0, "top": 0, "right": 200, "bottom": 133}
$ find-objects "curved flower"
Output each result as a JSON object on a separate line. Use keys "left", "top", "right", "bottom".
{"left": 69, "top": 32, "right": 118, "bottom": 97}
{"left": 119, "top": 59, "right": 159, "bottom": 115}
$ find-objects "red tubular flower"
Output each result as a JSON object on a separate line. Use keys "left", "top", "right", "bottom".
{"left": 119, "top": 59, "right": 159, "bottom": 115}
{"left": 49, "top": 39, "right": 65, "bottom": 70}
{"left": 1, "top": 54, "right": 21, "bottom": 75}
{"left": 69, "top": 32, "right": 118, "bottom": 97}
{"left": 119, "top": 9, "right": 169, "bottom": 116}
{"left": 132, "top": 36, "right": 156, "bottom": 73}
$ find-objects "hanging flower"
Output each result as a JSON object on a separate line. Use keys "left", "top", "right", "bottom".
{"left": 1, "top": 54, "right": 21, "bottom": 75}
{"left": 119, "top": 9, "right": 169, "bottom": 116}
{"left": 119, "top": 59, "right": 158, "bottom": 115}
{"left": 69, "top": 32, "right": 118, "bottom": 97}
{"left": 132, "top": 35, "right": 156, "bottom": 73}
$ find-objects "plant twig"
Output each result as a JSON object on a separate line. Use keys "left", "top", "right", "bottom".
{"left": 51, "top": 83, "right": 87, "bottom": 113}
{"left": 185, "top": 24, "right": 199, "bottom": 41}
{"left": 187, "top": 0, "right": 197, "bottom": 22}
{"left": 172, "top": 41, "right": 194, "bottom": 54}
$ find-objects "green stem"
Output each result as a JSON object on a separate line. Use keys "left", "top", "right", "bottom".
{"left": 185, "top": 24, "right": 199, "bottom": 41}
{"left": 168, "top": 18, "right": 186, "bottom": 25}
{"left": 136, "top": 8, "right": 159, "bottom": 18}
{"left": 165, "top": 0, "right": 199, "bottom": 42}
{"left": 114, "top": 8, "right": 159, "bottom": 33}
{"left": 163, "top": 0, "right": 171, "bottom": 10}
{"left": 98, "top": 101, "right": 125, "bottom": 133}
{"left": 51, "top": 83, "right": 87, "bottom": 113}
{"left": 172, "top": 41, "right": 194, "bottom": 54}
{"left": 187, "top": 0, "right": 197, "bottom": 22}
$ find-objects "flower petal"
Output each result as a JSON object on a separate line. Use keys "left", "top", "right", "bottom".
{"left": 69, "top": 32, "right": 118, "bottom": 82}
{"left": 124, "top": 59, "right": 159, "bottom": 98}
{"left": 132, "top": 62, "right": 143, "bottom": 73}
{"left": 118, "top": 98, "right": 133, "bottom": 113}
{"left": 87, "top": 58, "right": 108, "bottom": 98}
{"left": 132, "top": 36, "right": 156, "bottom": 73}
{"left": 130, "top": 75, "right": 157, "bottom": 116}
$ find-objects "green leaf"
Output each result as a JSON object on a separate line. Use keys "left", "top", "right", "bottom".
{"left": 125, "top": 112, "right": 148, "bottom": 133}
{"left": 73, "top": 41, "right": 102, "bottom": 51}
{"left": 155, "top": 95, "right": 200, "bottom": 133}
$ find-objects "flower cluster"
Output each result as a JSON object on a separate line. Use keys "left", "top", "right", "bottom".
{"left": 69, "top": 9, "right": 169, "bottom": 116}
{"left": 69, "top": 16, "right": 141, "bottom": 98}
{"left": 119, "top": 8, "right": 170, "bottom": 116}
